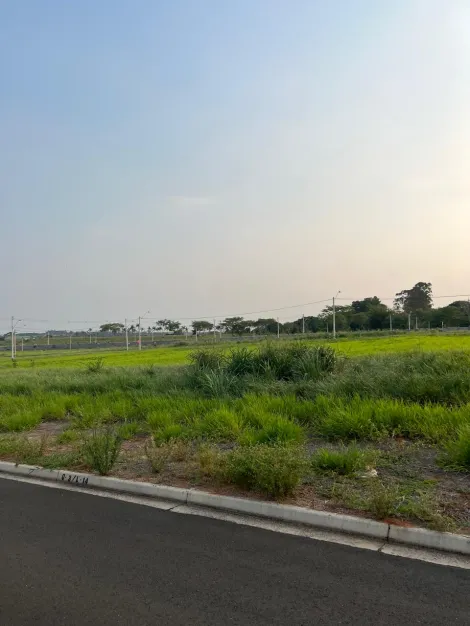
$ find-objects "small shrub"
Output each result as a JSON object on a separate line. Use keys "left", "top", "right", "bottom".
{"left": 223, "top": 444, "right": 308, "bottom": 498}
{"left": 82, "top": 428, "right": 121, "bottom": 475}
{"left": 86, "top": 358, "right": 105, "bottom": 373}
{"left": 311, "top": 446, "right": 376, "bottom": 476}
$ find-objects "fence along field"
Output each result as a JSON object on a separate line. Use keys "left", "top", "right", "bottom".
{"left": 2, "top": 332, "right": 470, "bottom": 369}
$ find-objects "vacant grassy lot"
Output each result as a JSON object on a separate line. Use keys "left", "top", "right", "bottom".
{"left": 0, "top": 341, "right": 468, "bottom": 531}
{"left": 2, "top": 332, "right": 470, "bottom": 369}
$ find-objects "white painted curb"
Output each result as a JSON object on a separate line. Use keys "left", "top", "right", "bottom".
{"left": 1, "top": 461, "right": 469, "bottom": 556}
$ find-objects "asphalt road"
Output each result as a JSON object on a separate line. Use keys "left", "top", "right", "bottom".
{"left": 0, "top": 479, "right": 468, "bottom": 625}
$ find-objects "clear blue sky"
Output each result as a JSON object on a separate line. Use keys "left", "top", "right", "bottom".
{"left": 1, "top": 1, "right": 469, "bottom": 331}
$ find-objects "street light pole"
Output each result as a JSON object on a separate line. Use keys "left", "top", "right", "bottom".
{"left": 138, "top": 311, "right": 150, "bottom": 351}
{"left": 125, "top": 319, "right": 129, "bottom": 351}
{"left": 332, "top": 290, "right": 341, "bottom": 339}
{"left": 11, "top": 316, "right": 14, "bottom": 361}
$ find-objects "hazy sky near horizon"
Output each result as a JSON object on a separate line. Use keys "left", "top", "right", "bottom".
{"left": 1, "top": 0, "right": 469, "bottom": 331}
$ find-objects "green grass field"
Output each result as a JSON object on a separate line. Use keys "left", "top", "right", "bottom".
{"left": 0, "top": 338, "right": 468, "bottom": 530}
{"left": 2, "top": 333, "right": 470, "bottom": 369}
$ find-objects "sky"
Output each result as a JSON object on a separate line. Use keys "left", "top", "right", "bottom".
{"left": 1, "top": 0, "right": 469, "bottom": 332}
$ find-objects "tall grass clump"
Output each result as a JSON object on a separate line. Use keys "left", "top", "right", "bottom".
{"left": 311, "top": 445, "right": 377, "bottom": 476}
{"left": 310, "top": 395, "right": 470, "bottom": 442}
{"left": 82, "top": 428, "right": 121, "bottom": 475}
{"left": 189, "top": 348, "right": 225, "bottom": 370}
{"left": 191, "top": 343, "right": 338, "bottom": 384}
{"left": 189, "top": 369, "right": 243, "bottom": 398}
{"left": 440, "top": 428, "right": 470, "bottom": 471}
{"left": 313, "top": 351, "right": 470, "bottom": 405}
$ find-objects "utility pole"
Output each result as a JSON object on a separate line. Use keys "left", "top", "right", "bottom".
{"left": 69, "top": 334, "right": 72, "bottom": 350}
{"left": 213, "top": 319, "right": 216, "bottom": 343}
{"left": 302, "top": 314, "right": 305, "bottom": 335}
{"left": 277, "top": 317, "right": 280, "bottom": 339}
{"left": 47, "top": 333, "right": 50, "bottom": 346}
{"left": 415, "top": 315, "right": 418, "bottom": 330}
{"left": 138, "top": 316, "right": 142, "bottom": 350}
{"left": 21, "top": 338, "right": 24, "bottom": 352}
{"left": 408, "top": 313, "right": 411, "bottom": 331}
{"left": 333, "top": 290, "right": 341, "bottom": 339}
{"left": 125, "top": 319, "right": 129, "bottom": 351}
{"left": 389, "top": 314, "right": 392, "bottom": 331}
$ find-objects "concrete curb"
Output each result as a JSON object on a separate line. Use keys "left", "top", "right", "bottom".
{"left": 1, "top": 461, "right": 469, "bottom": 556}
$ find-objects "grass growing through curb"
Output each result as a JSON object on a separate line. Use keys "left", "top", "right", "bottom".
{"left": 82, "top": 428, "right": 121, "bottom": 475}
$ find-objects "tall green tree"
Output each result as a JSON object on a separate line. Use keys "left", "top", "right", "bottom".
{"left": 394, "top": 282, "right": 433, "bottom": 313}
{"left": 192, "top": 320, "right": 213, "bottom": 334}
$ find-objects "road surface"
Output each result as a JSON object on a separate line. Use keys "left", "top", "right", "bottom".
{"left": 0, "top": 479, "right": 468, "bottom": 625}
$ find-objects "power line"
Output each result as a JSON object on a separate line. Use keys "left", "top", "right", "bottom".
{"left": 142, "top": 299, "right": 332, "bottom": 322}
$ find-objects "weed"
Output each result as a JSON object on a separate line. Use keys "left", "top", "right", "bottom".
{"left": 145, "top": 439, "right": 192, "bottom": 473}
{"left": 0, "top": 435, "right": 47, "bottom": 465}
{"left": 82, "top": 428, "right": 121, "bottom": 475}
{"left": 365, "top": 481, "right": 399, "bottom": 519}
